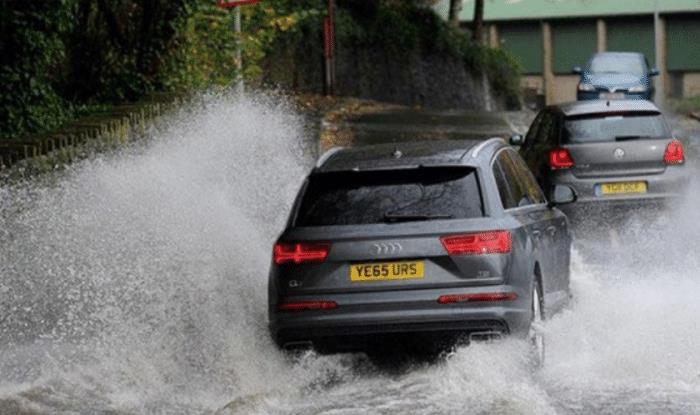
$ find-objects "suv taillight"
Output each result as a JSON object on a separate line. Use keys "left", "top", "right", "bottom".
{"left": 664, "top": 140, "right": 684, "bottom": 165}
{"left": 440, "top": 231, "right": 512, "bottom": 255}
{"left": 549, "top": 148, "right": 575, "bottom": 169}
{"left": 274, "top": 242, "right": 330, "bottom": 265}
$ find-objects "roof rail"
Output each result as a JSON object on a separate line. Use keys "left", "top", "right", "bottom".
{"left": 469, "top": 137, "right": 505, "bottom": 159}
{"left": 315, "top": 146, "right": 345, "bottom": 168}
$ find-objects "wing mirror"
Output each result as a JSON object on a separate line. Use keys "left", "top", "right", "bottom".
{"left": 572, "top": 66, "right": 583, "bottom": 75}
{"left": 649, "top": 67, "right": 660, "bottom": 77}
{"left": 509, "top": 133, "right": 524, "bottom": 146}
{"left": 548, "top": 185, "right": 577, "bottom": 208}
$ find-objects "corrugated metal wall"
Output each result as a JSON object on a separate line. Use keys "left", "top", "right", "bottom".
{"left": 667, "top": 14, "right": 700, "bottom": 71}
{"left": 552, "top": 20, "right": 597, "bottom": 73}
{"left": 607, "top": 17, "right": 656, "bottom": 65}
{"left": 499, "top": 23, "right": 543, "bottom": 74}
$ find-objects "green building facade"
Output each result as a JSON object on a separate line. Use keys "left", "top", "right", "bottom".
{"left": 435, "top": 0, "right": 700, "bottom": 104}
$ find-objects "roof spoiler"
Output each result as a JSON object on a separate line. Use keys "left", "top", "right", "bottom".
{"left": 469, "top": 137, "right": 505, "bottom": 158}
{"left": 315, "top": 146, "right": 345, "bottom": 168}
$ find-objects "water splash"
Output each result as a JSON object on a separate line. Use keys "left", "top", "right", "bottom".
{"left": 0, "top": 92, "right": 325, "bottom": 413}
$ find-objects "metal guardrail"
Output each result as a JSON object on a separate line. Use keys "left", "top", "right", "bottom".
{"left": 0, "top": 99, "right": 173, "bottom": 171}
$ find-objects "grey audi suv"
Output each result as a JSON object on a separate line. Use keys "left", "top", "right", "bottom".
{"left": 513, "top": 100, "right": 687, "bottom": 219}
{"left": 268, "top": 139, "right": 575, "bottom": 363}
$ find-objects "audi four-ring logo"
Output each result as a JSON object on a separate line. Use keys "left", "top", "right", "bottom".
{"left": 372, "top": 242, "right": 403, "bottom": 255}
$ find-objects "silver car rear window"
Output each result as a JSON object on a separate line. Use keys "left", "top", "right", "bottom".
{"left": 562, "top": 112, "right": 670, "bottom": 144}
{"left": 295, "top": 168, "right": 484, "bottom": 226}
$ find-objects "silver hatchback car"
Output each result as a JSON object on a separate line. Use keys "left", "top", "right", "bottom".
{"left": 513, "top": 100, "right": 687, "bottom": 217}
{"left": 269, "top": 139, "right": 575, "bottom": 362}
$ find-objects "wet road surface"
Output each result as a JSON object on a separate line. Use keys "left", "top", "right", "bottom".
{"left": 1, "top": 93, "right": 700, "bottom": 414}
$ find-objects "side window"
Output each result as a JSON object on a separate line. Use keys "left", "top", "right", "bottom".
{"left": 493, "top": 158, "right": 516, "bottom": 209}
{"left": 527, "top": 110, "right": 557, "bottom": 172}
{"left": 546, "top": 112, "right": 562, "bottom": 147}
{"left": 506, "top": 150, "right": 546, "bottom": 205}
{"left": 536, "top": 111, "right": 554, "bottom": 145}
{"left": 493, "top": 151, "right": 524, "bottom": 209}
{"left": 523, "top": 112, "right": 543, "bottom": 151}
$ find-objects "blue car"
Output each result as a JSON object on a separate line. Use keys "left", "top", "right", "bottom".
{"left": 574, "top": 52, "right": 659, "bottom": 101}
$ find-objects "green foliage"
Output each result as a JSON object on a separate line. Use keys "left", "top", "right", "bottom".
{"left": 65, "top": 0, "right": 197, "bottom": 101}
{"left": 0, "top": 1, "right": 77, "bottom": 139}
{"left": 157, "top": 0, "right": 324, "bottom": 90}
{"left": 462, "top": 42, "right": 523, "bottom": 107}
{"left": 157, "top": 3, "right": 239, "bottom": 91}
{"left": 334, "top": 1, "right": 443, "bottom": 55}
{"left": 483, "top": 47, "right": 523, "bottom": 108}
{"left": 1, "top": 0, "right": 328, "bottom": 140}
{"left": 1, "top": 0, "right": 522, "bottom": 140}
{"left": 1, "top": 0, "right": 198, "bottom": 140}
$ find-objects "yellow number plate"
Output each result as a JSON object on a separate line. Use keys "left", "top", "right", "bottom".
{"left": 601, "top": 181, "right": 647, "bottom": 195}
{"left": 349, "top": 261, "right": 424, "bottom": 282}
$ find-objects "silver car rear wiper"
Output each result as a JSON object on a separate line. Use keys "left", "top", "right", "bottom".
{"left": 383, "top": 213, "right": 453, "bottom": 223}
{"left": 615, "top": 135, "right": 651, "bottom": 141}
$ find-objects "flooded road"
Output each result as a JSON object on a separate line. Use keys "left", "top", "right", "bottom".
{"left": 1, "top": 93, "right": 700, "bottom": 414}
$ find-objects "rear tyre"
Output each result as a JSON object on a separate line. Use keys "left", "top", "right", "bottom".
{"left": 529, "top": 282, "right": 545, "bottom": 369}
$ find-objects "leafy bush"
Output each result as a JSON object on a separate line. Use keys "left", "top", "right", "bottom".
{"left": 0, "top": 1, "right": 76, "bottom": 139}
{"left": 462, "top": 42, "right": 523, "bottom": 108}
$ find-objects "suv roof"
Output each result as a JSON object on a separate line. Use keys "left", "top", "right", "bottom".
{"left": 316, "top": 139, "right": 492, "bottom": 173}
{"left": 553, "top": 100, "right": 661, "bottom": 117}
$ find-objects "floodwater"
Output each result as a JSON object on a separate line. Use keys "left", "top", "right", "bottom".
{"left": 1, "top": 93, "right": 700, "bottom": 415}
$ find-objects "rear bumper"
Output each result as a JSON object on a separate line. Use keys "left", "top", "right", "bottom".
{"left": 269, "top": 285, "right": 531, "bottom": 352}
{"left": 552, "top": 166, "right": 688, "bottom": 208}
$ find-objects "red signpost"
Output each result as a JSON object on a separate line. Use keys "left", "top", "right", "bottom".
{"left": 323, "top": 0, "right": 336, "bottom": 96}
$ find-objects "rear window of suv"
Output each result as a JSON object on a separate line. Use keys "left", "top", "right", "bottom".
{"left": 562, "top": 111, "right": 670, "bottom": 144}
{"left": 295, "top": 168, "right": 483, "bottom": 226}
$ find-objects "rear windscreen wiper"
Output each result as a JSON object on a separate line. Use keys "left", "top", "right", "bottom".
{"left": 615, "top": 135, "right": 650, "bottom": 141}
{"left": 383, "top": 213, "right": 453, "bottom": 223}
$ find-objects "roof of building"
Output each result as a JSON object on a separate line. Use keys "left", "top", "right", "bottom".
{"left": 434, "top": 0, "right": 700, "bottom": 22}
{"left": 553, "top": 99, "right": 661, "bottom": 117}
{"left": 316, "top": 140, "right": 488, "bottom": 172}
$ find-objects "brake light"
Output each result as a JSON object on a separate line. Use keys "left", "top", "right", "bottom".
{"left": 664, "top": 140, "right": 684, "bottom": 165}
{"left": 278, "top": 301, "right": 338, "bottom": 311}
{"left": 438, "top": 292, "right": 518, "bottom": 304}
{"left": 440, "top": 231, "right": 512, "bottom": 255}
{"left": 549, "top": 148, "right": 575, "bottom": 169}
{"left": 274, "top": 242, "right": 330, "bottom": 265}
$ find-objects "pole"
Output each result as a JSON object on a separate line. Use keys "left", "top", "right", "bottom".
{"left": 234, "top": 5, "right": 244, "bottom": 94}
{"left": 323, "top": 0, "right": 336, "bottom": 96}
{"left": 329, "top": 0, "right": 336, "bottom": 96}
{"left": 653, "top": 0, "right": 665, "bottom": 106}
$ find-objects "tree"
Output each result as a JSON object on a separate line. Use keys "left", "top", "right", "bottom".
{"left": 472, "top": 0, "right": 484, "bottom": 43}
{"left": 448, "top": 0, "right": 462, "bottom": 28}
